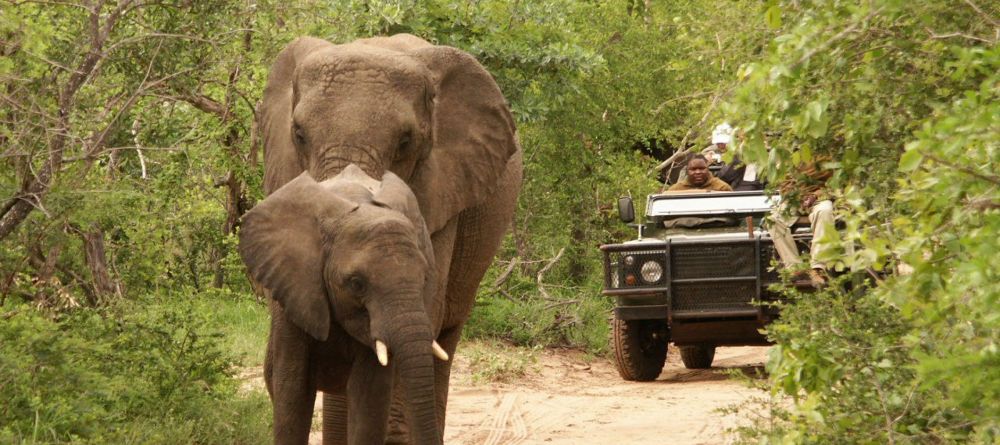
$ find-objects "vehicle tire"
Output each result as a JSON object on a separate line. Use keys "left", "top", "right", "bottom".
{"left": 679, "top": 345, "right": 716, "bottom": 369}
{"left": 611, "top": 316, "right": 668, "bottom": 381}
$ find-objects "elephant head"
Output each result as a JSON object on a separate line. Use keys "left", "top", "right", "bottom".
{"left": 238, "top": 166, "right": 443, "bottom": 444}
{"left": 259, "top": 34, "right": 519, "bottom": 233}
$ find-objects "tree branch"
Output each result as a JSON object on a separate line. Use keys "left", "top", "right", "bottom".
{"left": 536, "top": 247, "right": 565, "bottom": 300}
{"left": 492, "top": 257, "right": 520, "bottom": 289}
{"left": 924, "top": 153, "right": 1000, "bottom": 186}
{"left": 0, "top": 0, "right": 128, "bottom": 241}
{"left": 178, "top": 93, "right": 228, "bottom": 118}
{"left": 962, "top": 0, "right": 1000, "bottom": 28}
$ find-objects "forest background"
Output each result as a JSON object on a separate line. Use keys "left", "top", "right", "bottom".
{"left": 1, "top": 0, "right": 997, "bottom": 443}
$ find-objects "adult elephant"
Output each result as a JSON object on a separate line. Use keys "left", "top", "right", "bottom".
{"left": 257, "top": 34, "right": 523, "bottom": 443}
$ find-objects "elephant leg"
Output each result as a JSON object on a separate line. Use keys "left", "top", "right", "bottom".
{"left": 322, "top": 392, "right": 348, "bottom": 445}
{"left": 267, "top": 316, "right": 317, "bottom": 444}
{"left": 347, "top": 354, "right": 393, "bottom": 445}
{"left": 432, "top": 323, "right": 463, "bottom": 431}
{"left": 435, "top": 152, "right": 523, "bottom": 427}
{"left": 444, "top": 152, "right": 522, "bottom": 324}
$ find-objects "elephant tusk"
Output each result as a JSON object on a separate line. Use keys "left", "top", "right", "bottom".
{"left": 431, "top": 341, "right": 449, "bottom": 361}
{"left": 375, "top": 340, "right": 389, "bottom": 366}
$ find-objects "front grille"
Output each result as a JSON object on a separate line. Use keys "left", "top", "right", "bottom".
{"left": 603, "top": 248, "right": 667, "bottom": 290}
{"left": 671, "top": 244, "right": 755, "bottom": 279}
{"left": 673, "top": 281, "right": 756, "bottom": 311}
{"left": 670, "top": 240, "right": 764, "bottom": 311}
{"left": 602, "top": 239, "right": 779, "bottom": 308}
{"left": 759, "top": 243, "right": 780, "bottom": 283}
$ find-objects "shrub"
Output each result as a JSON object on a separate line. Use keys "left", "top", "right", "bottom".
{"left": 0, "top": 300, "right": 270, "bottom": 444}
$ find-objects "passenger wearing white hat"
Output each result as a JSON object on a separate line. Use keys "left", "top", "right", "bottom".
{"left": 702, "top": 122, "right": 733, "bottom": 164}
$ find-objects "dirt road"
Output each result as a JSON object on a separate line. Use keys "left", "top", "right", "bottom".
{"left": 443, "top": 346, "right": 769, "bottom": 445}
{"left": 295, "top": 345, "right": 769, "bottom": 444}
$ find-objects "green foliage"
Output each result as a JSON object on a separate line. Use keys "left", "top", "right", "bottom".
{"left": 193, "top": 293, "right": 271, "bottom": 367}
{"left": 460, "top": 340, "right": 541, "bottom": 384}
{"left": 729, "top": 0, "right": 999, "bottom": 442}
{"left": 4, "top": 1, "right": 994, "bottom": 441}
{"left": 0, "top": 300, "right": 270, "bottom": 444}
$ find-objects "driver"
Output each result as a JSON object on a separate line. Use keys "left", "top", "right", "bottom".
{"left": 666, "top": 154, "right": 733, "bottom": 192}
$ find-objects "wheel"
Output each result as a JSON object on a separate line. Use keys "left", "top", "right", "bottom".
{"left": 611, "top": 315, "right": 668, "bottom": 381}
{"left": 679, "top": 345, "right": 716, "bottom": 369}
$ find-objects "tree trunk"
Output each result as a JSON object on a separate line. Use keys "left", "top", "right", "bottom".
{"left": 81, "top": 226, "right": 117, "bottom": 302}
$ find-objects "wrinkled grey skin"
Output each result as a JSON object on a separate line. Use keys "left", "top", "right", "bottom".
{"left": 257, "top": 33, "right": 522, "bottom": 444}
{"left": 240, "top": 167, "right": 441, "bottom": 444}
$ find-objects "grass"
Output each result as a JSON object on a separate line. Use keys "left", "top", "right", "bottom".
{"left": 465, "top": 288, "right": 613, "bottom": 354}
{"left": 459, "top": 339, "right": 541, "bottom": 384}
{"left": 194, "top": 294, "right": 271, "bottom": 367}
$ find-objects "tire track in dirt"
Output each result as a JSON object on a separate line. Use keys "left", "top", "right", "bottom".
{"left": 277, "top": 346, "right": 770, "bottom": 444}
{"left": 445, "top": 346, "right": 770, "bottom": 445}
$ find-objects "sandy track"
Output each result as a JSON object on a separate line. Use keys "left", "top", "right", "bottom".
{"left": 297, "top": 345, "right": 769, "bottom": 444}
{"left": 292, "top": 347, "right": 768, "bottom": 445}
{"left": 443, "top": 346, "right": 769, "bottom": 445}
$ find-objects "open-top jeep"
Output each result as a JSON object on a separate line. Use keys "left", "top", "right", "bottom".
{"left": 601, "top": 191, "right": 809, "bottom": 381}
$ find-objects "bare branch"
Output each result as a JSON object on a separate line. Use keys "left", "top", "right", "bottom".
{"left": 966, "top": 197, "right": 1000, "bottom": 211}
{"left": 926, "top": 29, "right": 995, "bottom": 44}
{"left": 924, "top": 153, "right": 1000, "bottom": 186}
{"left": 792, "top": 8, "right": 881, "bottom": 69}
{"left": 962, "top": 0, "right": 1000, "bottom": 28}
{"left": 653, "top": 90, "right": 727, "bottom": 173}
{"left": 536, "top": 247, "right": 565, "bottom": 300}
{"left": 0, "top": 0, "right": 125, "bottom": 240}
{"left": 492, "top": 256, "right": 520, "bottom": 289}
{"left": 178, "top": 93, "right": 227, "bottom": 118}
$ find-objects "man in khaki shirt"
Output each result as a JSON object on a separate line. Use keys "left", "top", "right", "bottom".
{"left": 667, "top": 154, "right": 733, "bottom": 192}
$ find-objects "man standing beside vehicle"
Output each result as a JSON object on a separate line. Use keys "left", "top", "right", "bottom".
{"left": 667, "top": 154, "right": 733, "bottom": 192}
{"left": 768, "top": 156, "right": 836, "bottom": 286}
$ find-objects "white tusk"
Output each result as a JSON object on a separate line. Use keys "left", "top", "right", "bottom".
{"left": 375, "top": 340, "right": 389, "bottom": 366}
{"left": 432, "top": 341, "right": 449, "bottom": 361}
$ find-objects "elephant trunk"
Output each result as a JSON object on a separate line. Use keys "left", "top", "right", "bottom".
{"left": 380, "top": 306, "right": 442, "bottom": 445}
{"left": 313, "top": 144, "right": 385, "bottom": 182}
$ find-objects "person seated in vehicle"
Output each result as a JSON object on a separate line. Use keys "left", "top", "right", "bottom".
{"left": 701, "top": 122, "right": 733, "bottom": 166}
{"left": 661, "top": 123, "right": 733, "bottom": 185}
{"left": 717, "top": 134, "right": 765, "bottom": 191}
{"left": 767, "top": 156, "right": 837, "bottom": 286}
{"left": 666, "top": 154, "right": 733, "bottom": 192}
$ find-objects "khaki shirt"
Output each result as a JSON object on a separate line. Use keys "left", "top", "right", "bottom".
{"left": 667, "top": 176, "right": 733, "bottom": 192}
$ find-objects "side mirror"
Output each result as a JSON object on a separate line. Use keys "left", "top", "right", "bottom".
{"left": 617, "top": 196, "right": 635, "bottom": 223}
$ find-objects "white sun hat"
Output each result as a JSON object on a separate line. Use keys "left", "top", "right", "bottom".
{"left": 711, "top": 122, "right": 733, "bottom": 145}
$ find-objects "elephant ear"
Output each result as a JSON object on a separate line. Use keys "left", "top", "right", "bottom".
{"left": 239, "top": 172, "right": 359, "bottom": 341}
{"left": 409, "top": 46, "right": 520, "bottom": 233}
{"left": 259, "top": 37, "right": 335, "bottom": 195}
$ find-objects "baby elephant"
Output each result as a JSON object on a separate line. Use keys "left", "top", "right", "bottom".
{"left": 239, "top": 165, "right": 446, "bottom": 445}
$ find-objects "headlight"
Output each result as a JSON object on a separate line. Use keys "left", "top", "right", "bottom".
{"left": 640, "top": 261, "right": 663, "bottom": 283}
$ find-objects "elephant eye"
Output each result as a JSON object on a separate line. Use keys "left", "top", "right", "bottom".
{"left": 345, "top": 275, "right": 368, "bottom": 295}
{"left": 293, "top": 124, "right": 306, "bottom": 145}
{"left": 394, "top": 133, "right": 412, "bottom": 160}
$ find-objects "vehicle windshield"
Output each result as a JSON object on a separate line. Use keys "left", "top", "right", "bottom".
{"left": 647, "top": 191, "right": 778, "bottom": 217}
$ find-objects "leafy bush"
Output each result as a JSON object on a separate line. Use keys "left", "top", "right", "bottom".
{"left": 729, "top": 0, "right": 999, "bottom": 442}
{"left": 0, "top": 301, "right": 270, "bottom": 444}
{"left": 462, "top": 340, "right": 540, "bottom": 384}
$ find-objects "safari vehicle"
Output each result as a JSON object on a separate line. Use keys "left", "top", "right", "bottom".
{"left": 600, "top": 190, "right": 809, "bottom": 381}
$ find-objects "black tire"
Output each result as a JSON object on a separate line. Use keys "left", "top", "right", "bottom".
{"left": 679, "top": 345, "right": 716, "bottom": 369}
{"left": 611, "top": 316, "right": 668, "bottom": 381}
